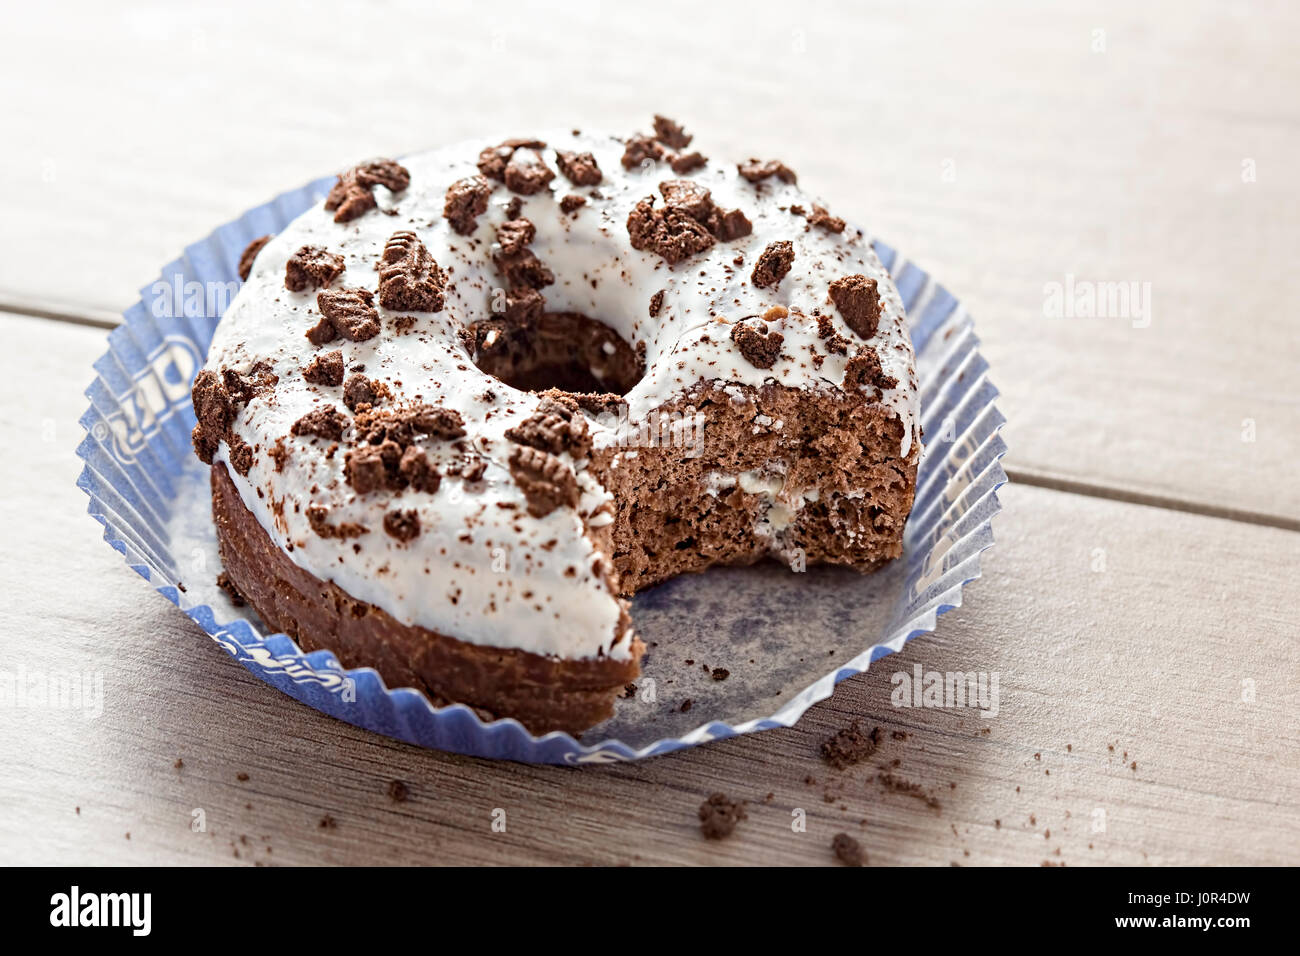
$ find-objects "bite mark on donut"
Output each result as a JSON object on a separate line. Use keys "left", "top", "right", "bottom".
{"left": 829, "top": 274, "right": 883, "bottom": 339}
{"left": 286, "top": 245, "right": 346, "bottom": 292}
{"left": 379, "top": 231, "right": 446, "bottom": 312}
{"left": 324, "top": 159, "right": 410, "bottom": 223}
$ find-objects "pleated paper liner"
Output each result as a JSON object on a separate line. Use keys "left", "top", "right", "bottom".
{"left": 76, "top": 174, "right": 1006, "bottom": 764}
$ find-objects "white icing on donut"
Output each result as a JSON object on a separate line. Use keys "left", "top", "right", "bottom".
{"left": 204, "top": 129, "right": 918, "bottom": 662}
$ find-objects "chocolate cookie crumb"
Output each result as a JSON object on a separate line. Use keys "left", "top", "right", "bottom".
{"left": 555, "top": 150, "right": 602, "bottom": 186}
{"left": 807, "top": 204, "right": 846, "bottom": 233}
{"left": 844, "top": 345, "right": 898, "bottom": 392}
{"left": 627, "top": 197, "right": 714, "bottom": 265}
{"left": 652, "top": 114, "right": 692, "bottom": 149}
{"left": 324, "top": 159, "right": 410, "bottom": 223}
{"left": 477, "top": 138, "right": 547, "bottom": 181}
{"left": 286, "top": 245, "right": 346, "bottom": 292}
{"left": 751, "top": 240, "right": 795, "bottom": 289}
{"left": 820, "top": 721, "right": 881, "bottom": 770}
{"left": 816, "top": 313, "right": 851, "bottom": 354}
{"left": 832, "top": 832, "right": 866, "bottom": 866}
{"left": 314, "top": 287, "right": 380, "bottom": 343}
{"left": 698, "top": 793, "right": 746, "bottom": 839}
{"left": 302, "top": 350, "right": 344, "bottom": 386}
{"left": 238, "top": 235, "right": 271, "bottom": 281}
{"left": 342, "top": 373, "right": 380, "bottom": 411}
{"left": 290, "top": 406, "right": 348, "bottom": 442}
{"left": 504, "top": 148, "right": 556, "bottom": 196}
{"left": 738, "top": 158, "right": 797, "bottom": 184}
{"left": 443, "top": 175, "right": 493, "bottom": 236}
{"left": 496, "top": 218, "right": 536, "bottom": 255}
{"left": 648, "top": 289, "right": 665, "bottom": 317}
{"left": 383, "top": 508, "right": 420, "bottom": 543}
{"left": 829, "top": 274, "right": 882, "bottom": 339}
{"left": 669, "top": 151, "right": 707, "bottom": 175}
{"left": 379, "top": 231, "right": 446, "bottom": 312}
{"left": 508, "top": 445, "right": 579, "bottom": 517}
{"left": 711, "top": 667, "right": 730, "bottom": 681}
{"left": 506, "top": 396, "right": 592, "bottom": 458}
{"left": 559, "top": 194, "right": 586, "bottom": 215}
{"left": 621, "top": 134, "right": 664, "bottom": 171}
{"left": 305, "top": 504, "right": 368, "bottom": 540}
{"left": 731, "top": 320, "right": 784, "bottom": 369}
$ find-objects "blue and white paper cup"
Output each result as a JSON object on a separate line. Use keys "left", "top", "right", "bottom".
{"left": 76, "top": 171, "right": 1006, "bottom": 765}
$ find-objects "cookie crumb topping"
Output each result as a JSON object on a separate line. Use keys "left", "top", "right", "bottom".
{"left": 751, "top": 240, "right": 795, "bottom": 289}
{"left": 324, "top": 159, "right": 410, "bottom": 223}
{"left": 731, "top": 320, "right": 784, "bottom": 369}
{"left": 302, "top": 350, "right": 344, "bottom": 386}
{"left": 508, "top": 445, "right": 579, "bottom": 518}
{"left": 504, "top": 148, "right": 556, "bottom": 196}
{"left": 829, "top": 274, "right": 882, "bottom": 339}
{"left": 652, "top": 114, "right": 692, "bottom": 150}
{"left": 738, "top": 158, "right": 797, "bottom": 185}
{"left": 443, "top": 175, "right": 493, "bottom": 236}
{"left": 621, "top": 134, "right": 664, "bottom": 171}
{"left": 383, "top": 509, "right": 421, "bottom": 543}
{"left": 555, "top": 150, "right": 602, "bottom": 186}
{"left": 291, "top": 406, "right": 348, "bottom": 442}
{"left": 626, "top": 179, "right": 752, "bottom": 265}
{"left": 379, "top": 231, "right": 446, "bottom": 312}
{"left": 310, "top": 288, "right": 381, "bottom": 344}
{"left": 285, "top": 245, "right": 346, "bottom": 292}
{"left": 238, "top": 236, "right": 271, "bottom": 281}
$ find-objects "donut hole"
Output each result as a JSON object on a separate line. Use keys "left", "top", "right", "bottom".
{"left": 470, "top": 311, "right": 644, "bottom": 396}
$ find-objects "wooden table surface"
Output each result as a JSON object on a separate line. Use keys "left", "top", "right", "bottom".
{"left": 2, "top": 0, "right": 1298, "bottom": 866}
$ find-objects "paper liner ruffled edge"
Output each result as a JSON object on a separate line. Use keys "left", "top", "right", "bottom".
{"left": 75, "top": 175, "right": 1006, "bottom": 765}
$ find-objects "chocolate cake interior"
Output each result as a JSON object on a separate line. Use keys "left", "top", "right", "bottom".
{"left": 468, "top": 317, "right": 913, "bottom": 599}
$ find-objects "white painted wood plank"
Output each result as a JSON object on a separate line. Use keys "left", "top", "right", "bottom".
{"left": 2, "top": 312, "right": 1297, "bottom": 865}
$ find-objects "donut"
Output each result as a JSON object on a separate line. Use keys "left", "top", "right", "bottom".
{"left": 193, "top": 117, "right": 919, "bottom": 734}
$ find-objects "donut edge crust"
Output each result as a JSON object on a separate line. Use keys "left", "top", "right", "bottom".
{"left": 211, "top": 462, "right": 642, "bottom": 736}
